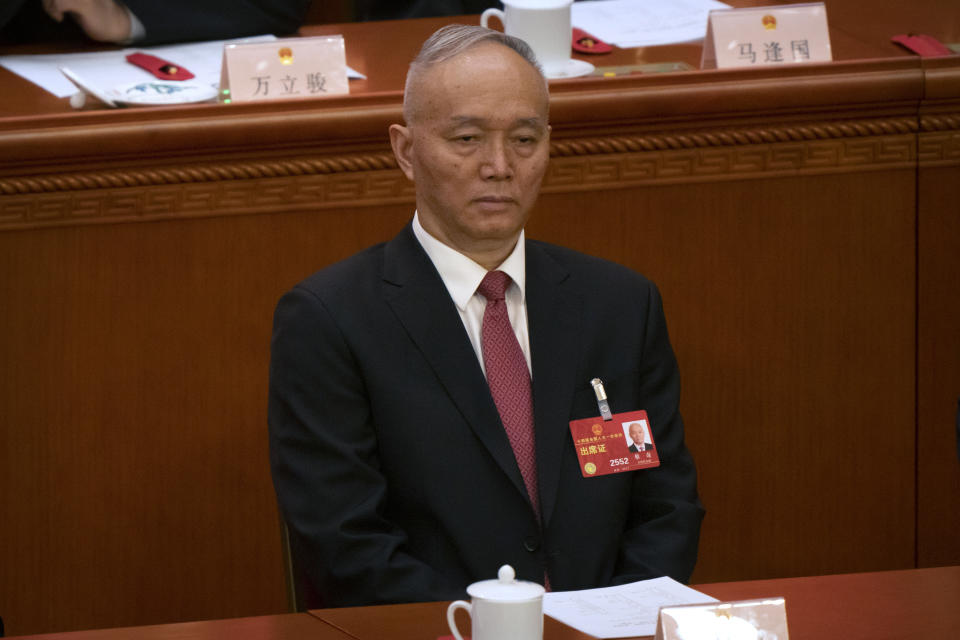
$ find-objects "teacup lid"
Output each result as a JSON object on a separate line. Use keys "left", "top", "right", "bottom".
{"left": 502, "top": 0, "right": 572, "bottom": 8}
{"left": 466, "top": 565, "right": 545, "bottom": 602}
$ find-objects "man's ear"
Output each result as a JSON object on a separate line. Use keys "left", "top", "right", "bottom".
{"left": 389, "top": 124, "right": 415, "bottom": 182}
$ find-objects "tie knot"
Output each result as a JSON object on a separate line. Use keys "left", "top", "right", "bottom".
{"left": 477, "top": 270, "right": 511, "bottom": 302}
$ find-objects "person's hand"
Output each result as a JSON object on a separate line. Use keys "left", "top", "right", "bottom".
{"left": 42, "top": 0, "right": 132, "bottom": 43}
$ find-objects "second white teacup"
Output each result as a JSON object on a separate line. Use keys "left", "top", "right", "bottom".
{"left": 481, "top": 0, "right": 573, "bottom": 77}
{"left": 447, "top": 565, "right": 545, "bottom": 640}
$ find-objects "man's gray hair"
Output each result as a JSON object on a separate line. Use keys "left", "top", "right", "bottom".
{"left": 402, "top": 24, "right": 545, "bottom": 123}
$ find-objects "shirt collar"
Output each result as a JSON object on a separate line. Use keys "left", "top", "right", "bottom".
{"left": 412, "top": 212, "right": 526, "bottom": 312}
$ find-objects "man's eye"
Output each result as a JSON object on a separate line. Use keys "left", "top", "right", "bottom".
{"left": 514, "top": 133, "right": 541, "bottom": 145}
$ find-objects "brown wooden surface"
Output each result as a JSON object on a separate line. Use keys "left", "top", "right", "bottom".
{"left": 8, "top": 614, "right": 352, "bottom": 640}
{"left": 916, "top": 55, "right": 960, "bottom": 570}
{"left": 530, "top": 171, "right": 917, "bottom": 582}
{"left": 1, "top": 1, "right": 958, "bottom": 637}
{"left": 313, "top": 599, "right": 596, "bottom": 640}
{"left": 700, "top": 566, "right": 960, "bottom": 640}
{"left": 307, "top": 567, "right": 960, "bottom": 640}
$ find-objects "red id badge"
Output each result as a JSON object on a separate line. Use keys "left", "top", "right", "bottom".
{"left": 569, "top": 410, "right": 660, "bottom": 477}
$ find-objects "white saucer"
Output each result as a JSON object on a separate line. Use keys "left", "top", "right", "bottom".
{"left": 108, "top": 81, "right": 219, "bottom": 106}
{"left": 544, "top": 58, "right": 595, "bottom": 79}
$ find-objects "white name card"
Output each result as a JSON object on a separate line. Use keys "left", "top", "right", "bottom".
{"left": 701, "top": 3, "right": 831, "bottom": 70}
{"left": 219, "top": 36, "right": 349, "bottom": 103}
{"left": 655, "top": 598, "right": 790, "bottom": 640}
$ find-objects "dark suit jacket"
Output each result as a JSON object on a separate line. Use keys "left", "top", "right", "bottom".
{"left": 354, "top": 0, "right": 589, "bottom": 21}
{"left": 0, "top": 0, "right": 309, "bottom": 45}
{"left": 268, "top": 223, "right": 703, "bottom": 607}
{"left": 128, "top": 0, "right": 309, "bottom": 45}
{"left": 355, "top": 0, "right": 499, "bottom": 21}
{"left": 628, "top": 442, "right": 654, "bottom": 453}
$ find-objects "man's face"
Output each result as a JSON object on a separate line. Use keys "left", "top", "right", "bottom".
{"left": 390, "top": 43, "right": 550, "bottom": 266}
{"left": 629, "top": 423, "right": 645, "bottom": 446}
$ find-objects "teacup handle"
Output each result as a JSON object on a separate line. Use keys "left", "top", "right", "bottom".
{"left": 480, "top": 8, "right": 505, "bottom": 30}
{"left": 446, "top": 600, "right": 472, "bottom": 640}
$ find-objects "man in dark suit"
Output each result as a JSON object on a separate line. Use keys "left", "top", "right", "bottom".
{"left": 1, "top": 0, "right": 309, "bottom": 45}
{"left": 268, "top": 24, "right": 703, "bottom": 608}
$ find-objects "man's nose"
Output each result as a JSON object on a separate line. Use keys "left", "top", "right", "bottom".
{"left": 479, "top": 139, "right": 513, "bottom": 180}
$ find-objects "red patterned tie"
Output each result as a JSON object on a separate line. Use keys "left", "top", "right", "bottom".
{"left": 477, "top": 270, "right": 539, "bottom": 518}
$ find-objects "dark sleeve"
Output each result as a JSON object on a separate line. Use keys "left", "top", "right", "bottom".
{"left": 268, "top": 285, "right": 462, "bottom": 606}
{"left": 613, "top": 283, "right": 704, "bottom": 584}
{"left": 355, "top": 0, "right": 499, "bottom": 21}
{"left": 125, "top": 0, "right": 311, "bottom": 45}
{"left": 0, "top": 0, "right": 89, "bottom": 44}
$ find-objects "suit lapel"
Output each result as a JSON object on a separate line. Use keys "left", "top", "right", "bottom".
{"left": 526, "top": 242, "right": 581, "bottom": 528}
{"left": 381, "top": 225, "right": 529, "bottom": 500}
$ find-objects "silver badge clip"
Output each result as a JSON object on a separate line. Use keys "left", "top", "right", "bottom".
{"left": 590, "top": 378, "right": 613, "bottom": 421}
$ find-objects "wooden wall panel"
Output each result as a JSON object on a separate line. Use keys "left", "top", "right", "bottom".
{"left": 917, "top": 153, "right": 960, "bottom": 569}
{"left": 916, "top": 57, "right": 960, "bottom": 569}
{"left": 530, "top": 169, "right": 917, "bottom": 583}
{"left": 0, "top": 207, "right": 411, "bottom": 635}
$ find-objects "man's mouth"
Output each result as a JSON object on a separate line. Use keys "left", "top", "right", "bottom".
{"left": 474, "top": 195, "right": 515, "bottom": 204}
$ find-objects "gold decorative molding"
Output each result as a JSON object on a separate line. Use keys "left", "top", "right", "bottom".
{"left": 918, "top": 131, "right": 960, "bottom": 165}
{"left": 0, "top": 171, "right": 416, "bottom": 229}
{"left": 549, "top": 117, "right": 918, "bottom": 157}
{"left": 918, "top": 112, "right": 960, "bottom": 166}
{"left": 0, "top": 153, "right": 400, "bottom": 196}
{"left": 919, "top": 112, "right": 960, "bottom": 133}
{"left": 0, "top": 115, "right": 928, "bottom": 230}
{"left": 543, "top": 135, "right": 916, "bottom": 191}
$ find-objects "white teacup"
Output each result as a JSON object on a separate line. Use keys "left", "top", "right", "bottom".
{"left": 481, "top": 0, "right": 573, "bottom": 77}
{"left": 447, "top": 565, "right": 545, "bottom": 640}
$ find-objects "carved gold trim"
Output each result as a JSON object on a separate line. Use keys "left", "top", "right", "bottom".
{"left": 0, "top": 153, "right": 400, "bottom": 196}
{"left": 1, "top": 116, "right": 925, "bottom": 197}
{"left": 920, "top": 113, "right": 960, "bottom": 133}
{"left": 918, "top": 113, "right": 960, "bottom": 166}
{"left": 549, "top": 117, "right": 919, "bottom": 157}
{"left": 543, "top": 135, "right": 916, "bottom": 191}
{"left": 0, "top": 171, "right": 415, "bottom": 230}
{"left": 0, "top": 114, "right": 942, "bottom": 230}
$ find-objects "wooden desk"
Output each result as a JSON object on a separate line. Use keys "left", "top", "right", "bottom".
{"left": 1, "top": 1, "right": 958, "bottom": 636}
{"left": 701, "top": 566, "right": 960, "bottom": 640}
{"left": 8, "top": 614, "right": 353, "bottom": 640}
{"left": 308, "top": 567, "right": 960, "bottom": 640}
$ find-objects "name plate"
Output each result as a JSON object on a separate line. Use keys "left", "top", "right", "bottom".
{"left": 219, "top": 36, "right": 349, "bottom": 103}
{"left": 701, "top": 3, "right": 831, "bottom": 69}
{"left": 655, "top": 598, "right": 789, "bottom": 640}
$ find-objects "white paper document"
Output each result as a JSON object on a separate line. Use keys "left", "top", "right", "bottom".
{"left": 0, "top": 35, "right": 364, "bottom": 100}
{"left": 572, "top": 0, "right": 732, "bottom": 48}
{"left": 543, "top": 576, "right": 718, "bottom": 638}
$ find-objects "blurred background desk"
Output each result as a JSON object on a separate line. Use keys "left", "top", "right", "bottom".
{"left": 1, "top": 0, "right": 958, "bottom": 636}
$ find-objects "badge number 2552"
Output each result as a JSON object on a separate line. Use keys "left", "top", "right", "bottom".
{"left": 569, "top": 409, "right": 660, "bottom": 478}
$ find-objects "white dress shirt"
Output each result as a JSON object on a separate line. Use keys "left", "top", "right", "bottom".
{"left": 123, "top": 6, "right": 146, "bottom": 43}
{"left": 412, "top": 212, "right": 532, "bottom": 377}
